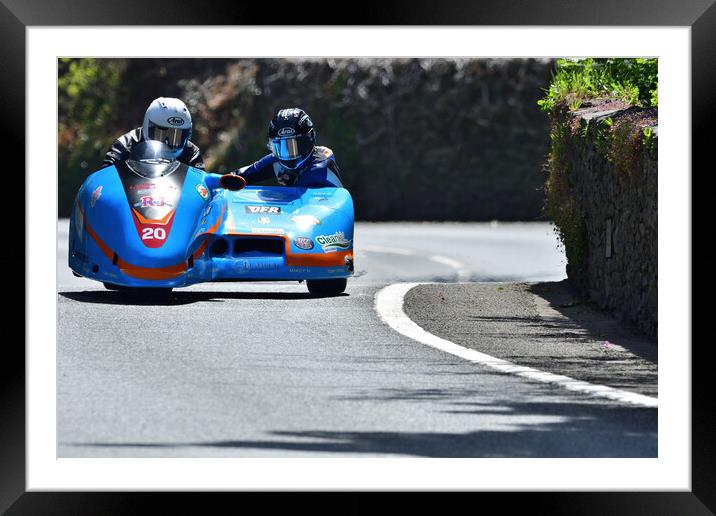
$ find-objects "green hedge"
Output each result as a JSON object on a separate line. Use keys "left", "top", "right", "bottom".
{"left": 539, "top": 58, "right": 658, "bottom": 282}
{"left": 59, "top": 58, "right": 555, "bottom": 220}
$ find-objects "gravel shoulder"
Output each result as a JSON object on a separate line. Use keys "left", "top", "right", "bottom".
{"left": 403, "top": 280, "right": 658, "bottom": 398}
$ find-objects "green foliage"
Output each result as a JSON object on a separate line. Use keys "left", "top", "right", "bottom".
{"left": 58, "top": 57, "right": 555, "bottom": 220}
{"left": 58, "top": 58, "right": 127, "bottom": 216}
{"left": 538, "top": 58, "right": 658, "bottom": 113}
{"left": 539, "top": 58, "right": 657, "bottom": 281}
{"left": 543, "top": 113, "right": 588, "bottom": 274}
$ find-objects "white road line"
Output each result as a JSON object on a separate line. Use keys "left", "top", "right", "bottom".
{"left": 374, "top": 282, "right": 658, "bottom": 408}
{"left": 361, "top": 245, "right": 472, "bottom": 281}
{"left": 428, "top": 255, "right": 472, "bottom": 282}
{"left": 362, "top": 244, "right": 416, "bottom": 256}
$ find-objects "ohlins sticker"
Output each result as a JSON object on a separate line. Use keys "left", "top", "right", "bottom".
{"left": 245, "top": 206, "right": 281, "bottom": 214}
{"left": 134, "top": 196, "right": 173, "bottom": 209}
{"left": 315, "top": 231, "right": 351, "bottom": 252}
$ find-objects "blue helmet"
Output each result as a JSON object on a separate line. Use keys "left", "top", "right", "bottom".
{"left": 268, "top": 108, "right": 316, "bottom": 170}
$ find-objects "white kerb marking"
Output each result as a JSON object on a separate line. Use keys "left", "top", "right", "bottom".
{"left": 374, "top": 282, "right": 658, "bottom": 408}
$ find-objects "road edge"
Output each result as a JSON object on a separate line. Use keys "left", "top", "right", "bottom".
{"left": 374, "top": 282, "right": 658, "bottom": 408}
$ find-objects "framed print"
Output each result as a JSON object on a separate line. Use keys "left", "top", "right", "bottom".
{"left": 4, "top": 0, "right": 712, "bottom": 512}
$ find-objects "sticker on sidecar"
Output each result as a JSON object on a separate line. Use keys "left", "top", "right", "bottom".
{"left": 245, "top": 205, "right": 281, "bottom": 214}
{"left": 90, "top": 185, "right": 103, "bottom": 208}
{"left": 316, "top": 231, "right": 352, "bottom": 252}
{"left": 196, "top": 184, "right": 209, "bottom": 200}
{"left": 251, "top": 227, "right": 285, "bottom": 235}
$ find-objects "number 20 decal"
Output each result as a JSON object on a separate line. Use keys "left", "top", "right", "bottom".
{"left": 142, "top": 227, "right": 167, "bottom": 240}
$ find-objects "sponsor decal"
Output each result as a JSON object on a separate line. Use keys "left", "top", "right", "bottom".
{"left": 196, "top": 184, "right": 209, "bottom": 200}
{"left": 90, "top": 185, "right": 103, "bottom": 207}
{"left": 252, "top": 261, "right": 279, "bottom": 270}
{"left": 291, "top": 215, "right": 320, "bottom": 227}
{"left": 251, "top": 227, "right": 285, "bottom": 235}
{"left": 289, "top": 267, "right": 310, "bottom": 273}
{"left": 235, "top": 260, "right": 279, "bottom": 272}
{"left": 134, "top": 196, "right": 173, "bottom": 209}
{"left": 167, "top": 116, "right": 185, "bottom": 126}
{"left": 245, "top": 205, "right": 281, "bottom": 214}
{"left": 277, "top": 127, "right": 295, "bottom": 137}
{"left": 257, "top": 216, "right": 271, "bottom": 225}
{"left": 293, "top": 237, "right": 314, "bottom": 250}
{"left": 315, "top": 231, "right": 352, "bottom": 252}
{"left": 130, "top": 182, "right": 156, "bottom": 190}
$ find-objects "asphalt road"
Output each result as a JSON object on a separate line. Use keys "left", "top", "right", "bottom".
{"left": 57, "top": 220, "right": 657, "bottom": 457}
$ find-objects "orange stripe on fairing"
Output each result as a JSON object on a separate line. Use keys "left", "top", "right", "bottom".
{"left": 286, "top": 250, "right": 352, "bottom": 267}
{"left": 77, "top": 203, "right": 114, "bottom": 262}
{"left": 192, "top": 239, "right": 210, "bottom": 259}
{"left": 132, "top": 208, "right": 175, "bottom": 225}
{"left": 116, "top": 259, "right": 187, "bottom": 280}
{"left": 194, "top": 204, "right": 227, "bottom": 238}
{"left": 222, "top": 232, "right": 352, "bottom": 267}
{"left": 77, "top": 200, "right": 210, "bottom": 281}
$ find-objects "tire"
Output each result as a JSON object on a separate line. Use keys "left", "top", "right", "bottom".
{"left": 103, "top": 282, "right": 173, "bottom": 295}
{"left": 306, "top": 278, "right": 347, "bottom": 296}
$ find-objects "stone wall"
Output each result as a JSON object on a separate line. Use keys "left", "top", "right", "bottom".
{"left": 562, "top": 103, "right": 658, "bottom": 337}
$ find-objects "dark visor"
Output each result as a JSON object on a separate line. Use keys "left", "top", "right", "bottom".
{"left": 271, "top": 136, "right": 313, "bottom": 161}
{"left": 147, "top": 121, "right": 190, "bottom": 150}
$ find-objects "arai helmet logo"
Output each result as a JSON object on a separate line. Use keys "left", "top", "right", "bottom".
{"left": 277, "top": 127, "right": 295, "bottom": 137}
{"left": 315, "top": 231, "right": 351, "bottom": 252}
{"left": 293, "top": 237, "right": 314, "bottom": 250}
{"left": 167, "top": 116, "right": 185, "bottom": 126}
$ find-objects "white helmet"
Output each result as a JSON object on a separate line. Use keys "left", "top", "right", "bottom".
{"left": 142, "top": 97, "right": 192, "bottom": 157}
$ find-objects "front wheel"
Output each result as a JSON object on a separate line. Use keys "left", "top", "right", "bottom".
{"left": 306, "top": 278, "right": 347, "bottom": 297}
{"left": 103, "top": 282, "right": 173, "bottom": 295}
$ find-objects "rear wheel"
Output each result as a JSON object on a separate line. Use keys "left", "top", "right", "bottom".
{"left": 306, "top": 278, "right": 347, "bottom": 296}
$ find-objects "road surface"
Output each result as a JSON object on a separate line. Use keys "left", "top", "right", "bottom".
{"left": 57, "top": 220, "right": 657, "bottom": 457}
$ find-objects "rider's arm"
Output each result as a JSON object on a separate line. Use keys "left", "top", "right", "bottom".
{"left": 235, "top": 154, "right": 276, "bottom": 185}
{"left": 299, "top": 153, "right": 344, "bottom": 188}
{"left": 101, "top": 138, "right": 130, "bottom": 168}
{"left": 184, "top": 142, "right": 205, "bottom": 170}
{"left": 100, "top": 128, "right": 140, "bottom": 169}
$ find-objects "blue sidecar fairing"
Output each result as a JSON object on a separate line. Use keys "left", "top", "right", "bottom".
{"left": 68, "top": 161, "right": 354, "bottom": 289}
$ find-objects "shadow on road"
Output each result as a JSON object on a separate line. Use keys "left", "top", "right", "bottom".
{"left": 59, "top": 289, "right": 348, "bottom": 306}
{"left": 528, "top": 281, "right": 657, "bottom": 364}
{"left": 67, "top": 393, "right": 657, "bottom": 457}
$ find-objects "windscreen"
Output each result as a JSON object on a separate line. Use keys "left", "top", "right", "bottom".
{"left": 126, "top": 140, "right": 181, "bottom": 178}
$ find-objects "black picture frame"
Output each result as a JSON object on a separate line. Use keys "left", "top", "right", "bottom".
{"left": 5, "top": 0, "right": 710, "bottom": 513}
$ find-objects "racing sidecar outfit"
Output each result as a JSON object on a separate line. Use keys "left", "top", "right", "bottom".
{"left": 238, "top": 146, "right": 343, "bottom": 188}
{"left": 101, "top": 127, "right": 205, "bottom": 170}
